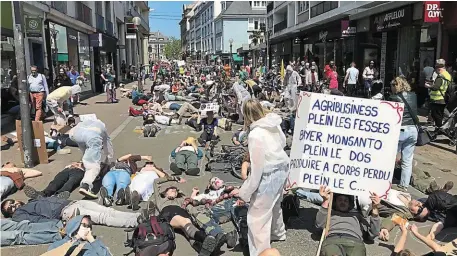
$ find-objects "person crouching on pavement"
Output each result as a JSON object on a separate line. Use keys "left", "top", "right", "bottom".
{"left": 47, "top": 215, "right": 111, "bottom": 255}
{"left": 197, "top": 111, "right": 219, "bottom": 148}
{"left": 69, "top": 118, "right": 114, "bottom": 198}
{"left": 152, "top": 176, "right": 226, "bottom": 256}
{"left": 99, "top": 154, "right": 153, "bottom": 207}
{"left": 316, "top": 185, "right": 381, "bottom": 256}
{"left": 228, "top": 99, "right": 290, "bottom": 256}
{"left": 46, "top": 86, "right": 74, "bottom": 129}
{"left": 170, "top": 137, "right": 203, "bottom": 176}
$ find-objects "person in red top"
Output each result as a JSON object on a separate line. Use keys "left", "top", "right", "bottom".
{"left": 328, "top": 65, "right": 343, "bottom": 96}
{"left": 171, "top": 81, "right": 180, "bottom": 94}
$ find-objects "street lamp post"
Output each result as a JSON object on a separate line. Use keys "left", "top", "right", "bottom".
{"left": 229, "top": 38, "right": 233, "bottom": 70}
{"left": 132, "top": 17, "right": 142, "bottom": 91}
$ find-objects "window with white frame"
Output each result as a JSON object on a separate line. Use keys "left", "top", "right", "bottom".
{"left": 221, "top": 1, "right": 226, "bottom": 11}
{"left": 248, "top": 17, "right": 266, "bottom": 31}
{"left": 299, "top": 1, "right": 309, "bottom": 13}
{"left": 216, "top": 36, "right": 222, "bottom": 51}
{"left": 252, "top": 1, "right": 266, "bottom": 8}
{"left": 215, "top": 20, "right": 222, "bottom": 33}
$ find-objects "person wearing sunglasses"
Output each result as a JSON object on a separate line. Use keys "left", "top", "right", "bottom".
{"left": 47, "top": 215, "right": 111, "bottom": 255}
{"left": 408, "top": 190, "right": 457, "bottom": 240}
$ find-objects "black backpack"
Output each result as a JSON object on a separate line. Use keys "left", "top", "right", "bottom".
{"left": 124, "top": 216, "right": 176, "bottom": 256}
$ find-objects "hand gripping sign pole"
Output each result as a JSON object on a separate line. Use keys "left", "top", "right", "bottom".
{"left": 316, "top": 193, "right": 333, "bottom": 256}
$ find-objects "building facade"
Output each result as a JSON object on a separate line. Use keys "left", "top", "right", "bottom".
{"left": 184, "top": 1, "right": 267, "bottom": 65}
{"left": 148, "top": 31, "right": 171, "bottom": 61}
{"left": 180, "top": 3, "right": 194, "bottom": 59}
{"left": 266, "top": 0, "right": 457, "bottom": 97}
{"left": 0, "top": 1, "right": 149, "bottom": 99}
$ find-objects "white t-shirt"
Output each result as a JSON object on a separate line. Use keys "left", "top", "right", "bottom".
{"left": 130, "top": 170, "right": 159, "bottom": 201}
{"left": 346, "top": 67, "right": 359, "bottom": 84}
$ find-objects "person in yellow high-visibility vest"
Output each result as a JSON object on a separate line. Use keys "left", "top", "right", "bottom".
{"left": 426, "top": 59, "right": 451, "bottom": 127}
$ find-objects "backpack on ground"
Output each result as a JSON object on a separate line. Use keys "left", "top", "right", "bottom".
{"left": 124, "top": 216, "right": 176, "bottom": 256}
{"left": 217, "top": 117, "right": 232, "bottom": 131}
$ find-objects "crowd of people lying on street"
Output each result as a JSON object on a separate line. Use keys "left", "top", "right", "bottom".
{"left": 1, "top": 61, "right": 456, "bottom": 256}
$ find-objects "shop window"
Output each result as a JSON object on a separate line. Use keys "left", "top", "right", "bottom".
{"left": 77, "top": 32, "right": 92, "bottom": 93}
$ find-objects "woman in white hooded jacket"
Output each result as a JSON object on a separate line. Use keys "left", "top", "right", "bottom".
{"left": 230, "top": 99, "right": 290, "bottom": 255}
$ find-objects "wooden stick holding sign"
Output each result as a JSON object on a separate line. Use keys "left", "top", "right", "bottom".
{"left": 316, "top": 192, "right": 333, "bottom": 256}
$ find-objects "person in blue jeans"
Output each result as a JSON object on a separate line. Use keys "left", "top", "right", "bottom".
{"left": 1, "top": 218, "right": 63, "bottom": 246}
{"left": 100, "top": 154, "right": 153, "bottom": 207}
{"left": 389, "top": 77, "right": 419, "bottom": 191}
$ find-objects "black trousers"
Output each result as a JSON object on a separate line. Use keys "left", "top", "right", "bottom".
{"left": 42, "top": 167, "right": 84, "bottom": 196}
{"left": 430, "top": 103, "right": 446, "bottom": 127}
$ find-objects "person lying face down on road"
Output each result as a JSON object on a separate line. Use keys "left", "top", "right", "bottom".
{"left": 151, "top": 175, "right": 226, "bottom": 256}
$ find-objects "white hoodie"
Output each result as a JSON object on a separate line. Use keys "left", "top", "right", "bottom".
{"left": 239, "top": 112, "right": 290, "bottom": 256}
{"left": 239, "top": 112, "right": 290, "bottom": 201}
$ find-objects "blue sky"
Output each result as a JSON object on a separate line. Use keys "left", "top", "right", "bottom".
{"left": 148, "top": 1, "right": 191, "bottom": 39}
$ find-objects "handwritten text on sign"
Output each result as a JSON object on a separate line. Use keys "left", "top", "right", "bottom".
{"left": 288, "top": 92, "right": 404, "bottom": 197}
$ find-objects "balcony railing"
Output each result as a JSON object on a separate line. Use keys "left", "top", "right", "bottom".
{"left": 274, "top": 20, "right": 287, "bottom": 33}
{"left": 96, "top": 14, "right": 105, "bottom": 31}
{"left": 267, "top": 2, "right": 274, "bottom": 13}
{"left": 51, "top": 1, "right": 67, "bottom": 14}
{"left": 76, "top": 2, "right": 92, "bottom": 26}
{"left": 106, "top": 20, "right": 114, "bottom": 36}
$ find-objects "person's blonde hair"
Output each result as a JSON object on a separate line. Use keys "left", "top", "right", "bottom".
{"left": 184, "top": 137, "right": 198, "bottom": 151}
{"left": 242, "top": 99, "right": 268, "bottom": 129}
{"left": 391, "top": 77, "right": 411, "bottom": 94}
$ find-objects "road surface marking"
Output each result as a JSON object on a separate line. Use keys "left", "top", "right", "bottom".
{"left": 110, "top": 116, "right": 134, "bottom": 140}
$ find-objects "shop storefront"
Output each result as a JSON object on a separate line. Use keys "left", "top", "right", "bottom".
{"left": 441, "top": 1, "right": 457, "bottom": 74}
{"left": 1, "top": 1, "right": 17, "bottom": 113}
{"left": 90, "top": 33, "right": 118, "bottom": 93}
{"left": 46, "top": 21, "right": 93, "bottom": 93}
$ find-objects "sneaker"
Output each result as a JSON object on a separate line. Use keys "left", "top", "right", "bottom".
{"left": 226, "top": 230, "right": 238, "bottom": 248}
{"left": 56, "top": 191, "right": 71, "bottom": 200}
{"left": 199, "top": 235, "right": 217, "bottom": 256}
{"left": 124, "top": 186, "right": 132, "bottom": 206}
{"left": 116, "top": 188, "right": 126, "bottom": 205}
{"left": 79, "top": 183, "right": 98, "bottom": 199}
{"left": 131, "top": 190, "right": 141, "bottom": 211}
{"left": 99, "top": 187, "right": 113, "bottom": 207}
{"left": 57, "top": 148, "right": 71, "bottom": 155}
{"left": 170, "top": 162, "right": 183, "bottom": 175}
{"left": 23, "top": 185, "right": 44, "bottom": 199}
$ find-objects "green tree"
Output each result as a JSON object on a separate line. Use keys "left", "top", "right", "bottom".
{"left": 164, "top": 37, "right": 182, "bottom": 60}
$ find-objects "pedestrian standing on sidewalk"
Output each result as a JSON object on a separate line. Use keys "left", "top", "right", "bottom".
{"left": 69, "top": 119, "right": 114, "bottom": 198}
{"left": 229, "top": 99, "right": 290, "bottom": 256}
{"left": 363, "top": 60, "right": 376, "bottom": 98}
{"left": 101, "top": 66, "right": 116, "bottom": 103}
{"left": 426, "top": 59, "right": 452, "bottom": 128}
{"left": 344, "top": 62, "right": 359, "bottom": 96}
{"left": 28, "top": 65, "right": 49, "bottom": 122}
{"left": 389, "top": 77, "right": 418, "bottom": 191}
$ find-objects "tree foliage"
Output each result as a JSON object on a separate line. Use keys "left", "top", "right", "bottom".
{"left": 164, "top": 37, "right": 182, "bottom": 60}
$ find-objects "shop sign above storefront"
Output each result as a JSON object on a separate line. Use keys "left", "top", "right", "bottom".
{"left": 319, "top": 31, "right": 328, "bottom": 42}
{"left": 25, "top": 17, "right": 42, "bottom": 37}
{"left": 424, "top": 1, "right": 443, "bottom": 23}
{"left": 341, "top": 20, "right": 356, "bottom": 37}
{"left": 372, "top": 6, "right": 412, "bottom": 32}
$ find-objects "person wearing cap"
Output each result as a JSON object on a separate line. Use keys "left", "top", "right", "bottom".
{"left": 151, "top": 176, "right": 226, "bottom": 255}
{"left": 306, "top": 65, "right": 319, "bottom": 92}
{"left": 69, "top": 119, "right": 114, "bottom": 199}
{"left": 426, "top": 59, "right": 452, "bottom": 128}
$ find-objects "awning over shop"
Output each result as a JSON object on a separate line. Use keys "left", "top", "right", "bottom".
{"left": 232, "top": 53, "right": 243, "bottom": 63}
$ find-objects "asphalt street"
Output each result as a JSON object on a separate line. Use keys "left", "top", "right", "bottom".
{"left": 1, "top": 81, "right": 457, "bottom": 256}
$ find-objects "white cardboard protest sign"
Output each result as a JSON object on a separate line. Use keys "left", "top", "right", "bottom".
{"left": 79, "top": 114, "right": 98, "bottom": 122}
{"left": 288, "top": 92, "right": 404, "bottom": 198}
{"left": 199, "top": 103, "right": 219, "bottom": 117}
